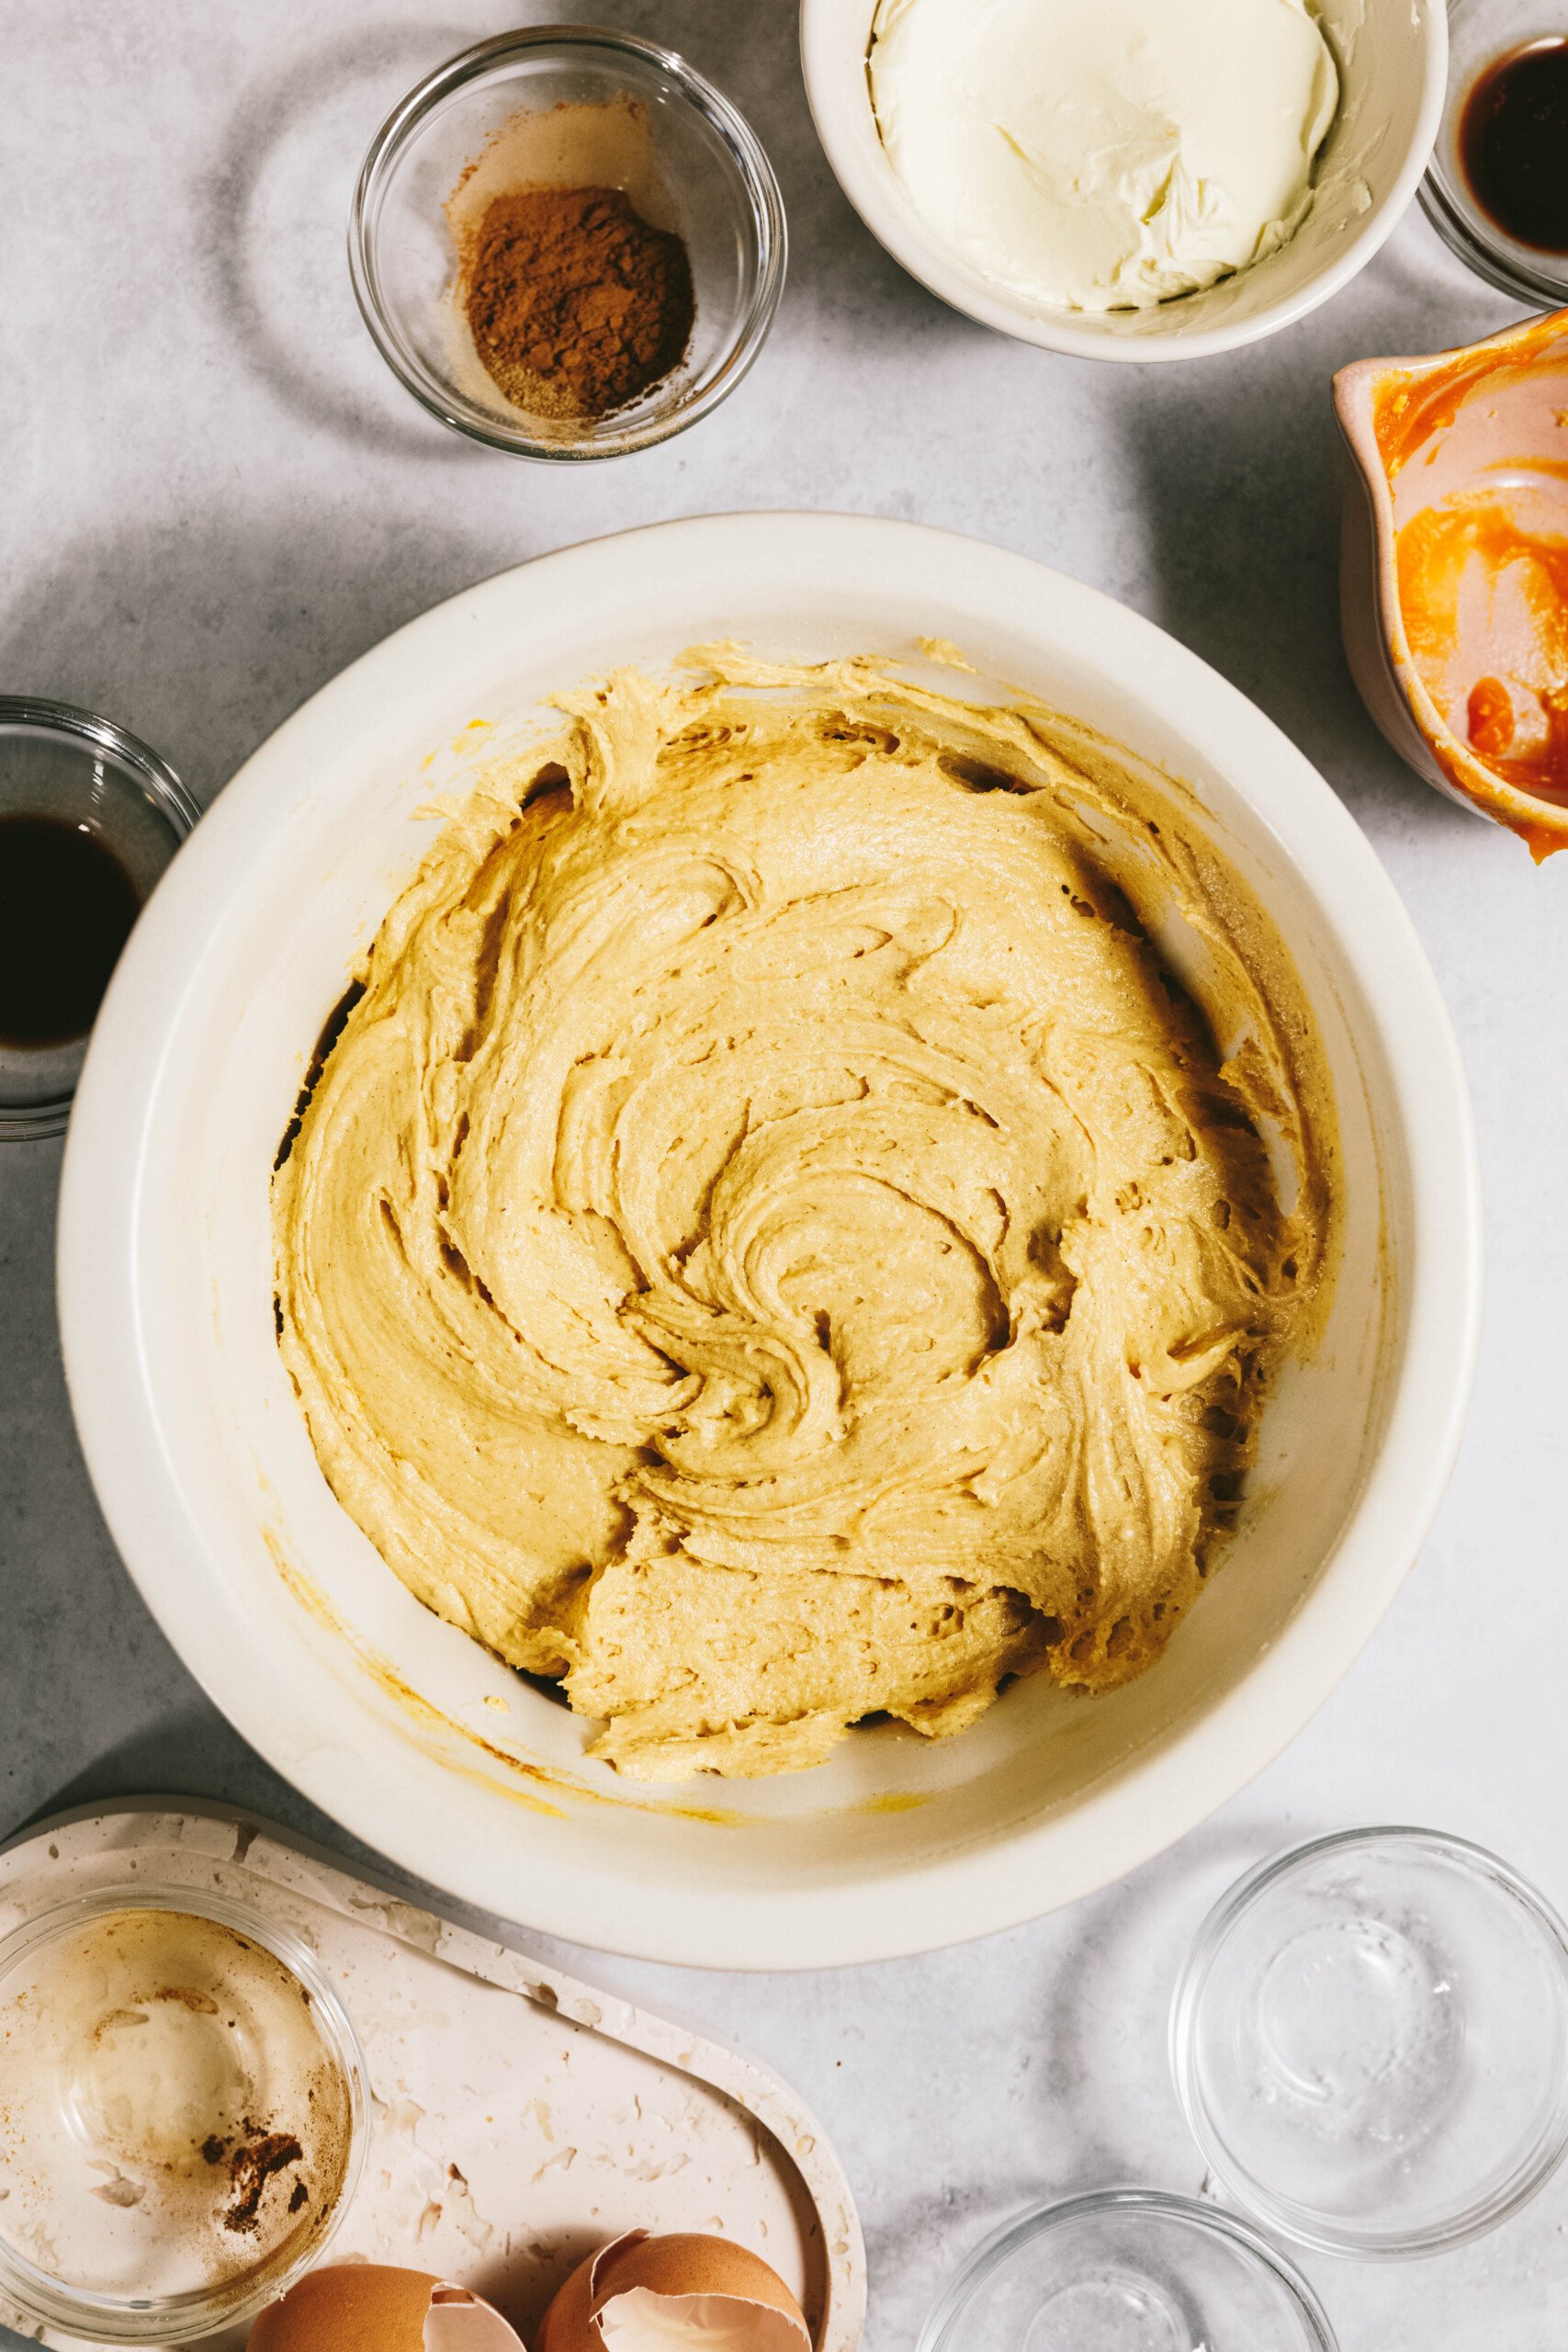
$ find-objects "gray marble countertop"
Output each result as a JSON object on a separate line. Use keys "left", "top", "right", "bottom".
{"left": 4, "top": 6, "right": 1567, "bottom": 2347}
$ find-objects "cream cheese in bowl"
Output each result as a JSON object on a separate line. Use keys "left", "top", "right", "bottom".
{"left": 869, "top": 0, "right": 1340, "bottom": 311}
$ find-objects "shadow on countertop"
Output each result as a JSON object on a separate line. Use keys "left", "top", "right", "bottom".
{"left": 1113, "top": 237, "right": 1510, "bottom": 854}
{"left": 0, "top": 509, "right": 497, "bottom": 808}
{"left": 856, "top": 1804, "right": 1329, "bottom": 2336}
{"left": 198, "top": 17, "right": 476, "bottom": 460}
{"left": 195, "top": 0, "right": 945, "bottom": 458}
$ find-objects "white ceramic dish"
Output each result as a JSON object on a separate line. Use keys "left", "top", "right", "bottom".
{"left": 1336, "top": 306, "right": 1568, "bottom": 864}
{"left": 799, "top": 0, "right": 1448, "bottom": 363}
{"left": 0, "top": 1804, "right": 863, "bottom": 2351}
{"left": 58, "top": 514, "right": 1481, "bottom": 1970}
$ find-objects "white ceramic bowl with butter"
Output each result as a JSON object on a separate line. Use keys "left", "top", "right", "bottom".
{"left": 800, "top": 0, "right": 1448, "bottom": 363}
{"left": 58, "top": 514, "right": 1480, "bottom": 1968}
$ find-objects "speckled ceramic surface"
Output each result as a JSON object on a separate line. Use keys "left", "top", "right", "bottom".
{"left": 0, "top": 1806, "right": 863, "bottom": 2352}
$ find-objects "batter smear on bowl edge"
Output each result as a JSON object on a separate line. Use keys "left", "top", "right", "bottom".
{"left": 271, "top": 650, "right": 1334, "bottom": 1781}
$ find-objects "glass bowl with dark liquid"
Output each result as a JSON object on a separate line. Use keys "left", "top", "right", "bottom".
{"left": 0, "top": 699, "right": 197, "bottom": 1140}
{"left": 1420, "top": 0, "right": 1568, "bottom": 301}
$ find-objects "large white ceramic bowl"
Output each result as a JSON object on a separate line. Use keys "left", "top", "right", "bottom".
{"left": 59, "top": 515, "right": 1480, "bottom": 1969}
{"left": 800, "top": 0, "right": 1448, "bottom": 363}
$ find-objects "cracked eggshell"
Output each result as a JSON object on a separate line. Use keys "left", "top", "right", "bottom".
{"left": 248, "top": 2264, "right": 526, "bottom": 2352}
{"left": 536, "top": 2232, "right": 810, "bottom": 2352}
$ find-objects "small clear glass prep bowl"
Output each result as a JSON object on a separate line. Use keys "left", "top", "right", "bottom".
{"left": 349, "top": 27, "right": 786, "bottom": 459}
{"left": 0, "top": 698, "right": 197, "bottom": 1142}
{"left": 1420, "top": 0, "right": 1568, "bottom": 303}
{"left": 0, "top": 1885, "right": 367, "bottom": 2343}
{"left": 919, "top": 2188, "right": 1337, "bottom": 2352}
{"left": 1171, "top": 1827, "right": 1568, "bottom": 2258}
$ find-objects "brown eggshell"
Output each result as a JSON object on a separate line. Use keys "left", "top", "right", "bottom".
{"left": 249, "top": 2264, "right": 526, "bottom": 2352}
{"left": 536, "top": 2232, "right": 810, "bottom": 2352}
{"left": 534, "top": 2236, "right": 610, "bottom": 2352}
{"left": 426, "top": 2285, "right": 533, "bottom": 2351}
{"left": 250, "top": 2266, "right": 442, "bottom": 2352}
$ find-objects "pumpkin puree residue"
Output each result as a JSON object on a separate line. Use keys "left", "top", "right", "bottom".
{"left": 1395, "top": 497, "right": 1568, "bottom": 805}
{"left": 1374, "top": 313, "right": 1568, "bottom": 825}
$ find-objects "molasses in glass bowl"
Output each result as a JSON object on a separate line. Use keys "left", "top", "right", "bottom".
{"left": 0, "top": 697, "right": 197, "bottom": 1141}
{"left": 1420, "top": 0, "right": 1568, "bottom": 302}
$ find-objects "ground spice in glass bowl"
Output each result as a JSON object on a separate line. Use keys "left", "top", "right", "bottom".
{"left": 350, "top": 29, "right": 785, "bottom": 460}
{"left": 459, "top": 184, "right": 694, "bottom": 420}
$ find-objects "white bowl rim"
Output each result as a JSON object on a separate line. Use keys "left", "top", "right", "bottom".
{"left": 57, "top": 513, "right": 1482, "bottom": 1968}
{"left": 797, "top": 0, "right": 1450, "bottom": 364}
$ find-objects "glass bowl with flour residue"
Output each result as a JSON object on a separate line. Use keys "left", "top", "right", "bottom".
{"left": 1171, "top": 1827, "right": 1568, "bottom": 2257}
{"left": 919, "top": 2189, "right": 1337, "bottom": 2352}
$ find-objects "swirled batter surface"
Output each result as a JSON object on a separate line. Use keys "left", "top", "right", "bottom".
{"left": 274, "top": 654, "right": 1330, "bottom": 1779}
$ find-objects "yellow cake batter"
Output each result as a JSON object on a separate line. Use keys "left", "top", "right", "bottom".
{"left": 273, "top": 652, "right": 1332, "bottom": 1780}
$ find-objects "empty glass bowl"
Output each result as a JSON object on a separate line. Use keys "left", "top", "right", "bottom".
{"left": 0, "top": 1886, "right": 366, "bottom": 2342}
{"left": 1419, "top": 0, "right": 1568, "bottom": 302}
{"left": 350, "top": 27, "right": 786, "bottom": 458}
{"left": 0, "top": 698, "right": 197, "bottom": 1141}
{"left": 919, "top": 2189, "right": 1336, "bottom": 2352}
{"left": 1171, "top": 1827, "right": 1568, "bottom": 2257}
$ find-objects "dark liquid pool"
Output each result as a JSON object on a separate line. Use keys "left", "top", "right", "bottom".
{"left": 0, "top": 813, "right": 141, "bottom": 1048}
{"left": 1460, "top": 38, "right": 1568, "bottom": 254}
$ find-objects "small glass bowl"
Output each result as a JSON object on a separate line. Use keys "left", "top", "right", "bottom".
{"left": 919, "top": 2189, "right": 1336, "bottom": 2352}
{"left": 349, "top": 27, "right": 786, "bottom": 459}
{"left": 1419, "top": 0, "right": 1568, "bottom": 303}
{"left": 1171, "top": 1827, "right": 1568, "bottom": 2259}
{"left": 0, "top": 698, "right": 197, "bottom": 1142}
{"left": 0, "top": 1885, "right": 367, "bottom": 2343}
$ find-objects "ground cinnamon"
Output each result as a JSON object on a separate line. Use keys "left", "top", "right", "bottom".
{"left": 460, "top": 184, "right": 694, "bottom": 420}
